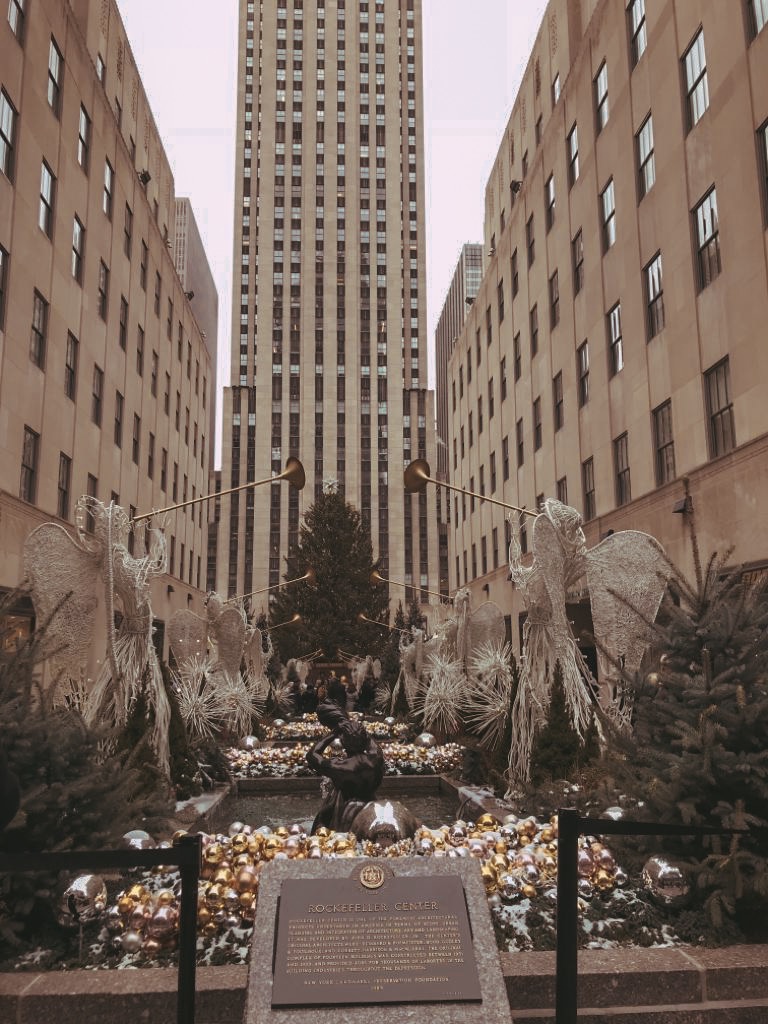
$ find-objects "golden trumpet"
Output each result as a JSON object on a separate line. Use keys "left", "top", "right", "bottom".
{"left": 132, "top": 457, "right": 305, "bottom": 523}
{"left": 403, "top": 459, "right": 536, "bottom": 517}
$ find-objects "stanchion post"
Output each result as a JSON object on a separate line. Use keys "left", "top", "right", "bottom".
{"left": 177, "top": 833, "right": 202, "bottom": 1024}
{"left": 556, "top": 808, "right": 580, "bottom": 1024}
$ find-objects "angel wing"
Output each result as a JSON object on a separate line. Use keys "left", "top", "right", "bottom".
{"left": 586, "top": 530, "right": 668, "bottom": 682}
{"left": 23, "top": 522, "right": 103, "bottom": 684}
{"left": 209, "top": 605, "right": 247, "bottom": 679}
{"left": 167, "top": 609, "right": 209, "bottom": 670}
{"left": 243, "top": 626, "right": 265, "bottom": 679}
{"left": 467, "top": 601, "right": 506, "bottom": 661}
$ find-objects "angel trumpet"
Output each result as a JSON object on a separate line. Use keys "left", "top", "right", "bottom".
{"left": 403, "top": 459, "right": 537, "bottom": 517}
{"left": 232, "top": 567, "right": 316, "bottom": 602}
{"left": 369, "top": 569, "right": 450, "bottom": 603}
{"left": 132, "top": 457, "right": 305, "bottom": 523}
{"left": 265, "top": 613, "right": 302, "bottom": 632}
{"left": 357, "top": 612, "right": 411, "bottom": 635}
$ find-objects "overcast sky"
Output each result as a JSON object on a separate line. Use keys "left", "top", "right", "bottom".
{"left": 117, "top": 0, "right": 549, "bottom": 465}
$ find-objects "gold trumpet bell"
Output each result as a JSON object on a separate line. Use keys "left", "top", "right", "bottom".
{"left": 281, "top": 457, "right": 306, "bottom": 490}
{"left": 403, "top": 458, "right": 431, "bottom": 493}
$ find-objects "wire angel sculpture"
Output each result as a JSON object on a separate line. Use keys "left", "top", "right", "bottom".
{"left": 24, "top": 496, "right": 171, "bottom": 776}
{"left": 167, "top": 593, "right": 270, "bottom": 739}
{"left": 506, "top": 499, "right": 668, "bottom": 788}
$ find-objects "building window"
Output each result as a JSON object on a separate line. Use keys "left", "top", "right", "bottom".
{"left": 497, "top": 279, "right": 504, "bottom": 323}
{"left": 92, "top": 365, "right": 103, "bottom": 425}
{"left": 47, "top": 37, "right": 63, "bottom": 116}
{"left": 0, "top": 244, "right": 6, "bottom": 329}
{"left": 748, "top": 0, "right": 768, "bottom": 38}
{"left": 552, "top": 73, "right": 561, "bottom": 105}
{"left": 511, "top": 249, "right": 519, "bottom": 296}
{"left": 577, "top": 341, "right": 589, "bottom": 407}
{"left": 8, "top": 0, "right": 25, "bottom": 42}
{"left": 151, "top": 350, "right": 158, "bottom": 396}
{"left": 758, "top": 121, "right": 768, "bottom": 226}
{"left": 705, "top": 357, "right": 736, "bottom": 458}
{"left": 119, "top": 296, "right": 128, "bottom": 349}
{"left": 57, "top": 452, "right": 71, "bottom": 519}
{"left": 486, "top": 305, "right": 492, "bottom": 346}
{"left": 19, "top": 426, "right": 39, "bottom": 503}
{"left": 161, "top": 448, "right": 168, "bottom": 491}
{"left": 30, "top": 290, "right": 47, "bottom": 368}
{"left": 114, "top": 391, "right": 123, "bottom": 447}
{"left": 614, "top": 433, "right": 631, "bottom": 506}
{"left": 0, "top": 90, "right": 17, "bottom": 180}
{"left": 96, "top": 53, "right": 106, "bottom": 84}
{"left": 545, "top": 174, "right": 555, "bottom": 230}
{"left": 683, "top": 29, "right": 709, "bottom": 130}
{"left": 132, "top": 413, "right": 141, "bottom": 464}
{"left": 64, "top": 331, "right": 78, "bottom": 399}
{"left": 77, "top": 105, "right": 91, "bottom": 172}
{"left": 39, "top": 161, "right": 55, "bottom": 238}
{"left": 595, "top": 61, "right": 609, "bottom": 133}
{"left": 490, "top": 451, "right": 497, "bottom": 492}
{"left": 653, "top": 400, "right": 676, "bottom": 485}
{"left": 526, "top": 214, "right": 535, "bottom": 266}
{"left": 502, "top": 436, "right": 510, "bottom": 480}
{"left": 488, "top": 376, "right": 495, "bottom": 418}
{"left": 637, "top": 113, "right": 655, "bottom": 198}
{"left": 694, "top": 187, "right": 721, "bottom": 290}
{"left": 549, "top": 270, "right": 560, "bottom": 328}
{"left": 140, "top": 240, "right": 148, "bottom": 289}
{"left": 627, "top": 0, "right": 647, "bottom": 66}
{"left": 533, "top": 397, "right": 542, "bottom": 450}
{"left": 516, "top": 418, "right": 524, "bottom": 467}
{"left": 556, "top": 476, "right": 568, "bottom": 504}
{"left": 85, "top": 474, "right": 98, "bottom": 531}
{"left": 529, "top": 304, "right": 538, "bottom": 357}
{"left": 513, "top": 332, "right": 521, "bottom": 380}
{"left": 124, "top": 203, "right": 133, "bottom": 257}
{"left": 102, "top": 159, "right": 115, "bottom": 218}
{"left": 572, "top": 229, "right": 584, "bottom": 294}
{"left": 607, "top": 302, "right": 623, "bottom": 376}
{"left": 553, "top": 371, "right": 564, "bottom": 430}
{"left": 97, "top": 260, "right": 109, "bottom": 319}
{"left": 148, "top": 432, "right": 155, "bottom": 479}
{"left": 567, "top": 123, "right": 579, "bottom": 188}
{"left": 601, "top": 178, "right": 616, "bottom": 251}
{"left": 154, "top": 271, "right": 161, "bottom": 315}
{"left": 71, "top": 216, "right": 85, "bottom": 282}
{"left": 136, "top": 325, "right": 144, "bottom": 375}
{"left": 582, "top": 457, "right": 596, "bottom": 521}
{"left": 500, "top": 357, "right": 507, "bottom": 401}
{"left": 645, "top": 252, "right": 665, "bottom": 338}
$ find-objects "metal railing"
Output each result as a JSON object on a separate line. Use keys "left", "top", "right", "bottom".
{"left": 0, "top": 833, "right": 201, "bottom": 1024}
{"left": 555, "top": 808, "right": 759, "bottom": 1024}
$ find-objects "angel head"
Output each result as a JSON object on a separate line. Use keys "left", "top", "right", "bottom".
{"left": 543, "top": 499, "right": 587, "bottom": 561}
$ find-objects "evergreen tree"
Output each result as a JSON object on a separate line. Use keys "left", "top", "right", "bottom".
{"left": 379, "top": 601, "right": 406, "bottom": 688}
{"left": 529, "top": 661, "right": 582, "bottom": 783}
{"left": 616, "top": 515, "right": 768, "bottom": 932}
{"left": 268, "top": 489, "right": 389, "bottom": 662}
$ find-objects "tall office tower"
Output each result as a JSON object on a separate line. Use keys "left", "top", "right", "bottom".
{"left": 220, "top": 0, "right": 438, "bottom": 616}
{"left": 447, "top": 0, "right": 768, "bottom": 648}
{"left": 173, "top": 197, "right": 219, "bottom": 465}
{"left": 0, "top": 0, "right": 216, "bottom": 658}
{"left": 433, "top": 242, "right": 482, "bottom": 594}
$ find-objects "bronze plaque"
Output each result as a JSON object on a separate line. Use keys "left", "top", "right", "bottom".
{"left": 271, "top": 866, "right": 482, "bottom": 1006}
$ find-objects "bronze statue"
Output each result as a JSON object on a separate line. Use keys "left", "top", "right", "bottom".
{"left": 305, "top": 702, "right": 385, "bottom": 833}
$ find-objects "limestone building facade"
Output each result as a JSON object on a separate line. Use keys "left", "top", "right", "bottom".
{"left": 0, "top": 0, "right": 216, "bottom": 657}
{"left": 447, "top": 0, "right": 768, "bottom": 647}
{"left": 218, "top": 0, "right": 438, "bottom": 615}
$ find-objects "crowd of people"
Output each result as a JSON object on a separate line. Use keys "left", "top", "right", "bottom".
{"left": 284, "top": 668, "right": 377, "bottom": 717}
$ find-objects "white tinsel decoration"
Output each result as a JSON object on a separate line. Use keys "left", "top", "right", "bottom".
{"left": 174, "top": 655, "right": 226, "bottom": 741}
{"left": 414, "top": 653, "right": 464, "bottom": 735}
{"left": 462, "top": 641, "right": 514, "bottom": 751}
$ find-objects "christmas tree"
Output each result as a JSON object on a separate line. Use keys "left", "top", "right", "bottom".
{"left": 616, "top": 512, "right": 768, "bottom": 934}
{"left": 529, "top": 660, "right": 583, "bottom": 784}
{"left": 268, "top": 488, "right": 389, "bottom": 662}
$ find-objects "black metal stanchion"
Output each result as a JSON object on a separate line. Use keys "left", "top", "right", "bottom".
{"left": 177, "top": 833, "right": 202, "bottom": 1024}
{"left": 555, "top": 808, "right": 580, "bottom": 1024}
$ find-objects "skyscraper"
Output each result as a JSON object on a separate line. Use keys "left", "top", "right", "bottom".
{"left": 219, "top": 0, "right": 437, "bottom": 613}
